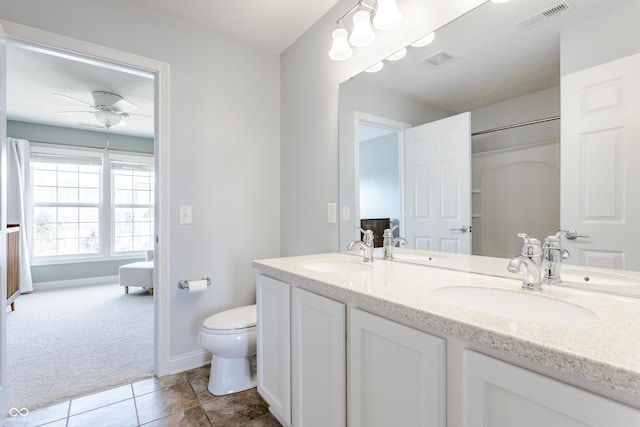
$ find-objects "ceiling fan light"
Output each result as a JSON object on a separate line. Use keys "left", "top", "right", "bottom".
{"left": 94, "top": 110, "right": 123, "bottom": 128}
{"left": 349, "top": 10, "right": 376, "bottom": 47}
{"left": 329, "top": 27, "right": 353, "bottom": 61}
{"left": 373, "top": 0, "right": 402, "bottom": 30}
{"left": 411, "top": 32, "right": 435, "bottom": 47}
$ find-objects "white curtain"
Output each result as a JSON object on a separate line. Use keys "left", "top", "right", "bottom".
{"left": 7, "top": 138, "right": 33, "bottom": 293}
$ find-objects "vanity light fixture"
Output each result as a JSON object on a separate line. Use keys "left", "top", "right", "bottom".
{"left": 411, "top": 32, "right": 435, "bottom": 47}
{"left": 329, "top": 26, "right": 354, "bottom": 61}
{"left": 328, "top": 0, "right": 403, "bottom": 61}
{"left": 350, "top": 9, "right": 376, "bottom": 46}
{"left": 386, "top": 47, "right": 407, "bottom": 61}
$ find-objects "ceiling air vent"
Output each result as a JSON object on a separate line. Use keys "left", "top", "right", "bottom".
{"left": 421, "top": 50, "right": 456, "bottom": 67}
{"left": 516, "top": 0, "right": 574, "bottom": 29}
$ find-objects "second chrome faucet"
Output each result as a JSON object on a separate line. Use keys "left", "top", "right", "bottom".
{"left": 508, "top": 230, "right": 587, "bottom": 290}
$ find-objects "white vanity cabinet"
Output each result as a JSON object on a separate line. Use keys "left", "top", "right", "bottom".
{"left": 349, "top": 309, "right": 446, "bottom": 427}
{"left": 256, "top": 274, "right": 346, "bottom": 427}
{"left": 292, "top": 287, "right": 346, "bottom": 427}
{"left": 256, "top": 274, "right": 291, "bottom": 426}
{"left": 464, "top": 350, "right": 640, "bottom": 427}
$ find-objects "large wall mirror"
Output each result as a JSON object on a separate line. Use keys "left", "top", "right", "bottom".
{"left": 339, "top": 0, "right": 640, "bottom": 288}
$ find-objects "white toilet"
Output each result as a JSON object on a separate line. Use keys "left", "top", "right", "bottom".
{"left": 198, "top": 304, "right": 257, "bottom": 396}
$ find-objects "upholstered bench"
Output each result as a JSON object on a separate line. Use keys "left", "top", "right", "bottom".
{"left": 119, "top": 261, "right": 154, "bottom": 295}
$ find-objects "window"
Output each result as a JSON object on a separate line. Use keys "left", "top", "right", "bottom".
{"left": 32, "top": 152, "right": 102, "bottom": 257}
{"left": 30, "top": 146, "right": 154, "bottom": 262}
{"left": 112, "top": 159, "right": 154, "bottom": 253}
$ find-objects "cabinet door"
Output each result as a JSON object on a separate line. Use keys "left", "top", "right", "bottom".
{"left": 349, "top": 308, "right": 446, "bottom": 427}
{"left": 256, "top": 274, "right": 291, "bottom": 426}
{"left": 464, "top": 350, "right": 640, "bottom": 427}
{"left": 292, "top": 288, "right": 346, "bottom": 427}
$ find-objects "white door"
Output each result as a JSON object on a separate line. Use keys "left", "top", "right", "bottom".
{"left": 404, "top": 112, "right": 471, "bottom": 253}
{"left": 561, "top": 53, "right": 640, "bottom": 270}
{"left": 0, "top": 23, "right": 8, "bottom": 420}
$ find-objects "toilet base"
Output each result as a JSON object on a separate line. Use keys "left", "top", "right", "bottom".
{"left": 208, "top": 355, "right": 256, "bottom": 396}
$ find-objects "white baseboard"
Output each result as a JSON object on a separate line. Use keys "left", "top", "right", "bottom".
{"left": 168, "top": 349, "right": 211, "bottom": 375}
{"left": 33, "top": 275, "right": 120, "bottom": 291}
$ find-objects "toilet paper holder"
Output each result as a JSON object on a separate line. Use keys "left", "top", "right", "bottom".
{"left": 177, "top": 276, "right": 212, "bottom": 290}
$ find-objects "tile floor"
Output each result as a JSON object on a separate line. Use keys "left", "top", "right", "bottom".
{"left": 4, "top": 365, "right": 282, "bottom": 427}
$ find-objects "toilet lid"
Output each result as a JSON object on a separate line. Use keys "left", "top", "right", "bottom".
{"left": 203, "top": 304, "right": 257, "bottom": 331}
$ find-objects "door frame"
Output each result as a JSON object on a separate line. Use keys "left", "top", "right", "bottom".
{"left": 353, "top": 112, "right": 410, "bottom": 243}
{"left": 0, "top": 20, "right": 171, "bottom": 377}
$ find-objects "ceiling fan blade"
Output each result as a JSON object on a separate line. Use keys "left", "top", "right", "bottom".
{"left": 111, "top": 98, "right": 138, "bottom": 113}
{"left": 55, "top": 110, "right": 95, "bottom": 114}
{"left": 53, "top": 93, "right": 96, "bottom": 108}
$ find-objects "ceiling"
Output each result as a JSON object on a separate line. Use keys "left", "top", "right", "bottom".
{"left": 6, "top": 0, "right": 341, "bottom": 139}
{"left": 352, "top": 0, "right": 633, "bottom": 114}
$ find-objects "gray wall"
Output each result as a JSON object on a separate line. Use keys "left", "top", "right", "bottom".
{"left": 561, "top": 1, "right": 640, "bottom": 76}
{"left": 359, "top": 133, "right": 401, "bottom": 221}
{"left": 8, "top": 120, "right": 154, "bottom": 283}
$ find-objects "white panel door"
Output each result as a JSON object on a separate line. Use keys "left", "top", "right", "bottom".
{"left": 292, "top": 288, "right": 345, "bottom": 427}
{"left": 404, "top": 112, "right": 471, "bottom": 253}
{"left": 464, "top": 350, "right": 640, "bottom": 427}
{"left": 561, "top": 53, "right": 640, "bottom": 270}
{"left": 256, "top": 274, "right": 291, "bottom": 426}
{"left": 349, "top": 309, "right": 446, "bottom": 427}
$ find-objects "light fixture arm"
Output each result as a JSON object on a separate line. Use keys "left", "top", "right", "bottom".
{"left": 336, "top": 0, "right": 375, "bottom": 26}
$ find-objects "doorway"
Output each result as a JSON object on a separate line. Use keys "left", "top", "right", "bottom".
{"left": 1, "top": 22, "right": 170, "bottom": 413}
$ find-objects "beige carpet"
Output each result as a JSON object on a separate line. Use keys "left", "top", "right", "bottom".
{"left": 6, "top": 283, "right": 154, "bottom": 411}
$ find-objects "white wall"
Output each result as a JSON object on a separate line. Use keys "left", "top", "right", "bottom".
{"left": 0, "top": 0, "right": 280, "bottom": 368}
{"left": 280, "top": 0, "right": 486, "bottom": 256}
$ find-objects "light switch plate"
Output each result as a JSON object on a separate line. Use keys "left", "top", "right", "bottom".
{"left": 179, "top": 205, "right": 192, "bottom": 224}
{"left": 328, "top": 203, "right": 337, "bottom": 224}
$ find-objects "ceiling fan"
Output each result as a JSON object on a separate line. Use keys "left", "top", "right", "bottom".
{"left": 54, "top": 90, "right": 146, "bottom": 129}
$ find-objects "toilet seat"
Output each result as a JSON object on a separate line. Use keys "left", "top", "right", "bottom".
{"left": 202, "top": 304, "right": 256, "bottom": 332}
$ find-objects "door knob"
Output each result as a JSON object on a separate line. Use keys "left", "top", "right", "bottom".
{"left": 450, "top": 226, "right": 468, "bottom": 233}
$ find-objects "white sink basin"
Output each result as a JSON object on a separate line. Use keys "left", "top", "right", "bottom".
{"left": 431, "top": 286, "right": 597, "bottom": 324}
{"left": 300, "top": 260, "right": 373, "bottom": 274}
{"left": 561, "top": 272, "right": 638, "bottom": 287}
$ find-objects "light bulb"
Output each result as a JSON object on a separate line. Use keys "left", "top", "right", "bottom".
{"left": 365, "top": 62, "right": 384, "bottom": 73}
{"left": 328, "top": 27, "right": 353, "bottom": 61}
{"left": 349, "top": 10, "right": 376, "bottom": 47}
{"left": 373, "top": 0, "right": 402, "bottom": 30}
{"left": 411, "top": 32, "right": 435, "bottom": 47}
{"left": 386, "top": 48, "right": 406, "bottom": 61}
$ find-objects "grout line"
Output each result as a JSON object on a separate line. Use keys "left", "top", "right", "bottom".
{"left": 131, "top": 384, "right": 141, "bottom": 426}
{"left": 65, "top": 400, "right": 71, "bottom": 427}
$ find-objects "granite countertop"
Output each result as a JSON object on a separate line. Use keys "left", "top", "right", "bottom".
{"left": 253, "top": 251, "right": 640, "bottom": 399}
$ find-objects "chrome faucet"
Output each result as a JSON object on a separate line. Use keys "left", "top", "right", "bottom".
{"left": 382, "top": 226, "right": 408, "bottom": 260}
{"left": 348, "top": 229, "right": 375, "bottom": 262}
{"left": 541, "top": 231, "right": 571, "bottom": 284}
{"left": 507, "top": 233, "right": 543, "bottom": 291}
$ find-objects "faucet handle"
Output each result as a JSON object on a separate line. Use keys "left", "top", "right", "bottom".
{"left": 516, "top": 233, "right": 542, "bottom": 256}
{"left": 360, "top": 228, "right": 374, "bottom": 247}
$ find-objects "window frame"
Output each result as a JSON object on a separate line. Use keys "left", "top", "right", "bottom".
{"left": 29, "top": 144, "right": 154, "bottom": 266}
